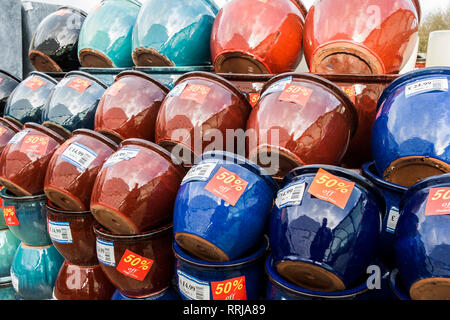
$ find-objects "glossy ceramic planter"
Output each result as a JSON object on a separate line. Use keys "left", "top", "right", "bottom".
{"left": 79, "top": 67, "right": 128, "bottom": 87}
{"left": 46, "top": 202, "right": 99, "bottom": 266}
{"left": 0, "top": 122, "right": 68, "bottom": 197}
{"left": 0, "top": 282, "right": 16, "bottom": 300}
{"left": 53, "top": 261, "right": 115, "bottom": 300}
{"left": 78, "top": 0, "right": 141, "bottom": 68}
{"left": 211, "top": 0, "right": 306, "bottom": 74}
{"left": 111, "top": 286, "right": 180, "bottom": 300}
{"left": 0, "top": 70, "right": 20, "bottom": 116}
{"left": 0, "top": 117, "right": 22, "bottom": 154}
{"left": 425, "top": 30, "right": 450, "bottom": 68}
{"left": 29, "top": 6, "right": 87, "bottom": 72}
{"left": 132, "top": 0, "right": 218, "bottom": 67}
{"left": 388, "top": 269, "right": 411, "bottom": 300}
{"left": 44, "top": 129, "right": 118, "bottom": 211}
{"left": 372, "top": 67, "right": 450, "bottom": 187}
{"left": 395, "top": 174, "right": 450, "bottom": 300}
{"left": 155, "top": 72, "right": 252, "bottom": 166}
{"left": 95, "top": 71, "right": 169, "bottom": 142}
{"left": 94, "top": 224, "right": 174, "bottom": 298}
{"left": 246, "top": 73, "right": 358, "bottom": 180}
{"left": 10, "top": 243, "right": 64, "bottom": 300}
{"left": 41, "top": 71, "right": 108, "bottom": 134}
{"left": 0, "top": 189, "right": 51, "bottom": 246}
{"left": 0, "top": 228, "right": 21, "bottom": 283}
{"left": 133, "top": 66, "right": 213, "bottom": 89}
{"left": 91, "top": 139, "right": 185, "bottom": 235}
{"left": 270, "top": 165, "right": 384, "bottom": 292}
{"left": 303, "top": 0, "right": 421, "bottom": 74}
{"left": 174, "top": 236, "right": 268, "bottom": 300}
{"left": 4, "top": 72, "right": 57, "bottom": 126}
{"left": 173, "top": 151, "right": 277, "bottom": 262}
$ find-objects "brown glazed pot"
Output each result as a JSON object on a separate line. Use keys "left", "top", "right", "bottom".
{"left": 0, "top": 123, "right": 69, "bottom": 196}
{"left": 95, "top": 71, "right": 169, "bottom": 142}
{"left": 246, "top": 73, "right": 358, "bottom": 180}
{"left": 94, "top": 224, "right": 174, "bottom": 299}
{"left": 155, "top": 71, "right": 252, "bottom": 166}
{"left": 0, "top": 117, "right": 22, "bottom": 154}
{"left": 44, "top": 129, "right": 118, "bottom": 212}
{"left": 46, "top": 202, "right": 99, "bottom": 266}
{"left": 90, "top": 139, "right": 185, "bottom": 235}
{"left": 53, "top": 260, "right": 116, "bottom": 300}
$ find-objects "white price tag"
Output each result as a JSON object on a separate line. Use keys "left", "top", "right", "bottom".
{"left": 386, "top": 206, "right": 400, "bottom": 234}
{"left": 48, "top": 221, "right": 73, "bottom": 244}
{"left": 177, "top": 270, "right": 210, "bottom": 300}
{"left": 8, "top": 130, "right": 29, "bottom": 145}
{"left": 275, "top": 181, "right": 306, "bottom": 209}
{"left": 60, "top": 142, "right": 98, "bottom": 171}
{"left": 405, "top": 78, "right": 448, "bottom": 97}
{"left": 182, "top": 163, "right": 216, "bottom": 184}
{"left": 103, "top": 147, "right": 139, "bottom": 168}
{"left": 96, "top": 239, "right": 116, "bottom": 267}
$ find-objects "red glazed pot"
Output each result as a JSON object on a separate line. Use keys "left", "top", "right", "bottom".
{"left": 90, "top": 138, "right": 185, "bottom": 235}
{"left": 303, "top": 0, "right": 421, "bottom": 74}
{"left": 246, "top": 73, "right": 358, "bottom": 180}
{"left": 211, "top": 0, "right": 307, "bottom": 74}
{"left": 94, "top": 223, "right": 174, "bottom": 299}
{"left": 46, "top": 201, "right": 99, "bottom": 266}
{"left": 155, "top": 71, "right": 251, "bottom": 166}
{"left": 95, "top": 71, "right": 169, "bottom": 142}
{"left": 53, "top": 260, "right": 116, "bottom": 300}
{"left": 0, "top": 123, "right": 69, "bottom": 196}
{"left": 0, "top": 117, "right": 22, "bottom": 154}
{"left": 44, "top": 129, "right": 118, "bottom": 212}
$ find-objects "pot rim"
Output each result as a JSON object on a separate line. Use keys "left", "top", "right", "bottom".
{"left": 0, "top": 187, "right": 46, "bottom": 202}
{"left": 133, "top": 66, "right": 214, "bottom": 73}
{"left": 115, "top": 70, "right": 170, "bottom": 94}
{"left": 0, "top": 70, "right": 21, "bottom": 83}
{"left": 24, "top": 122, "right": 69, "bottom": 144}
{"left": 388, "top": 269, "right": 410, "bottom": 300}
{"left": 361, "top": 162, "right": 408, "bottom": 193}
{"left": 64, "top": 71, "right": 108, "bottom": 89}
{"left": 411, "top": 0, "right": 422, "bottom": 22}
{"left": 260, "top": 72, "right": 359, "bottom": 138}
{"left": 0, "top": 117, "right": 22, "bottom": 133}
{"left": 45, "top": 200, "right": 91, "bottom": 216}
{"left": 71, "top": 128, "right": 119, "bottom": 151}
{"left": 27, "top": 71, "right": 58, "bottom": 85}
{"left": 0, "top": 281, "right": 12, "bottom": 289}
{"left": 173, "top": 236, "right": 269, "bottom": 269}
{"left": 316, "top": 73, "right": 399, "bottom": 84}
{"left": 56, "top": 5, "right": 88, "bottom": 18}
{"left": 93, "top": 223, "right": 173, "bottom": 241}
{"left": 290, "top": 0, "right": 308, "bottom": 21}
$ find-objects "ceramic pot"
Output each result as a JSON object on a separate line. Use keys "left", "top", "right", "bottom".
{"left": 78, "top": 0, "right": 142, "bottom": 68}
{"left": 0, "top": 282, "right": 16, "bottom": 300}
{"left": 94, "top": 223, "right": 174, "bottom": 299}
{"left": 0, "top": 228, "right": 21, "bottom": 283}
{"left": 4, "top": 72, "right": 57, "bottom": 126}
{"left": 41, "top": 71, "right": 108, "bottom": 134}
{"left": 29, "top": 6, "right": 87, "bottom": 72}
{"left": 426, "top": 30, "right": 450, "bottom": 68}
{"left": 270, "top": 165, "right": 384, "bottom": 292}
{"left": 133, "top": 66, "right": 213, "bottom": 89}
{"left": 303, "top": 0, "right": 421, "bottom": 74}
{"left": 388, "top": 269, "right": 411, "bottom": 300}
{"left": 372, "top": 67, "right": 450, "bottom": 187}
{"left": 111, "top": 286, "right": 180, "bottom": 300}
{"left": 173, "top": 151, "right": 277, "bottom": 262}
{"left": 90, "top": 139, "right": 185, "bottom": 235}
{"left": 53, "top": 261, "right": 116, "bottom": 300}
{"left": 0, "top": 70, "right": 20, "bottom": 116}
{"left": 79, "top": 67, "right": 128, "bottom": 86}
{"left": 95, "top": 71, "right": 169, "bottom": 142}
{"left": 211, "top": 0, "right": 307, "bottom": 74}
{"left": 44, "top": 129, "right": 118, "bottom": 211}
{"left": 0, "top": 117, "right": 22, "bottom": 155}
{"left": 0, "top": 122, "right": 68, "bottom": 197}
{"left": 132, "top": 0, "right": 218, "bottom": 67}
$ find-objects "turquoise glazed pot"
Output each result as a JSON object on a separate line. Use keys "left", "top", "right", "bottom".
{"left": 0, "top": 282, "right": 16, "bottom": 300}
{"left": 132, "top": 0, "right": 218, "bottom": 67}
{"left": 0, "top": 189, "right": 51, "bottom": 246}
{"left": 0, "top": 228, "right": 21, "bottom": 283}
{"left": 133, "top": 66, "right": 213, "bottom": 89}
{"left": 78, "top": 0, "right": 142, "bottom": 68}
{"left": 10, "top": 243, "right": 64, "bottom": 300}
{"left": 79, "top": 68, "right": 128, "bottom": 87}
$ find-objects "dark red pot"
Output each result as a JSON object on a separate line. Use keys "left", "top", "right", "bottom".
{"left": 95, "top": 71, "right": 169, "bottom": 142}
{"left": 94, "top": 224, "right": 174, "bottom": 299}
{"left": 53, "top": 260, "right": 116, "bottom": 300}
{"left": 44, "top": 129, "right": 118, "bottom": 211}
{"left": 90, "top": 139, "right": 185, "bottom": 235}
{"left": 0, "top": 117, "right": 22, "bottom": 154}
{"left": 246, "top": 73, "right": 358, "bottom": 180}
{"left": 46, "top": 202, "right": 99, "bottom": 266}
{"left": 0, "top": 123, "right": 69, "bottom": 196}
{"left": 211, "top": 0, "right": 307, "bottom": 74}
{"left": 155, "top": 71, "right": 251, "bottom": 166}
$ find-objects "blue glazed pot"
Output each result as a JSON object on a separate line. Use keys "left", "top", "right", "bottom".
{"left": 362, "top": 161, "right": 408, "bottom": 270}
{"left": 0, "top": 189, "right": 51, "bottom": 246}
{"left": 270, "top": 165, "right": 384, "bottom": 292}
{"left": 4, "top": 72, "right": 57, "bottom": 126}
{"left": 395, "top": 173, "right": 450, "bottom": 300}
{"left": 371, "top": 67, "right": 450, "bottom": 187}
{"left": 79, "top": 68, "right": 128, "bottom": 87}
{"left": 10, "top": 243, "right": 64, "bottom": 300}
{"left": 78, "top": 0, "right": 142, "bottom": 68}
{"left": 0, "top": 228, "right": 21, "bottom": 283}
{"left": 111, "top": 287, "right": 180, "bottom": 300}
{"left": 388, "top": 269, "right": 411, "bottom": 301}
{"left": 174, "top": 236, "right": 268, "bottom": 300}
{"left": 0, "top": 282, "right": 16, "bottom": 300}
{"left": 41, "top": 71, "right": 107, "bottom": 134}
{"left": 132, "top": 0, "right": 218, "bottom": 67}
{"left": 133, "top": 66, "right": 213, "bottom": 89}
{"left": 0, "top": 70, "right": 21, "bottom": 116}
{"left": 173, "top": 151, "right": 277, "bottom": 262}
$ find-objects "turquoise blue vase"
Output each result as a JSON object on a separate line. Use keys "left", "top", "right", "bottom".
{"left": 0, "top": 228, "right": 21, "bottom": 283}
{"left": 0, "top": 282, "right": 16, "bottom": 300}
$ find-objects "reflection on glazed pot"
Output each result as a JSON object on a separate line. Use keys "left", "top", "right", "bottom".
{"left": 0, "top": 70, "right": 21, "bottom": 115}
{"left": 0, "top": 282, "right": 16, "bottom": 300}
{"left": 388, "top": 269, "right": 411, "bottom": 301}
{"left": 111, "top": 286, "right": 180, "bottom": 300}
{"left": 0, "top": 117, "right": 22, "bottom": 155}
{"left": 0, "top": 228, "right": 21, "bottom": 283}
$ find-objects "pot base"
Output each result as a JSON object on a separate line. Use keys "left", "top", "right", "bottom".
{"left": 29, "top": 50, "right": 63, "bottom": 73}
{"left": 0, "top": 177, "right": 33, "bottom": 197}
{"left": 214, "top": 52, "right": 270, "bottom": 74}
{"left": 91, "top": 203, "right": 139, "bottom": 235}
{"left": 410, "top": 277, "right": 450, "bottom": 300}
{"left": 276, "top": 260, "right": 346, "bottom": 292}
{"left": 383, "top": 156, "right": 450, "bottom": 187}
{"left": 79, "top": 49, "right": 115, "bottom": 68}
{"left": 175, "top": 232, "right": 230, "bottom": 262}
{"left": 45, "top": 186, "right": 86, "bottom": 212}
{"left": 132, "top": 48, "right": 174, "bottom": 67}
